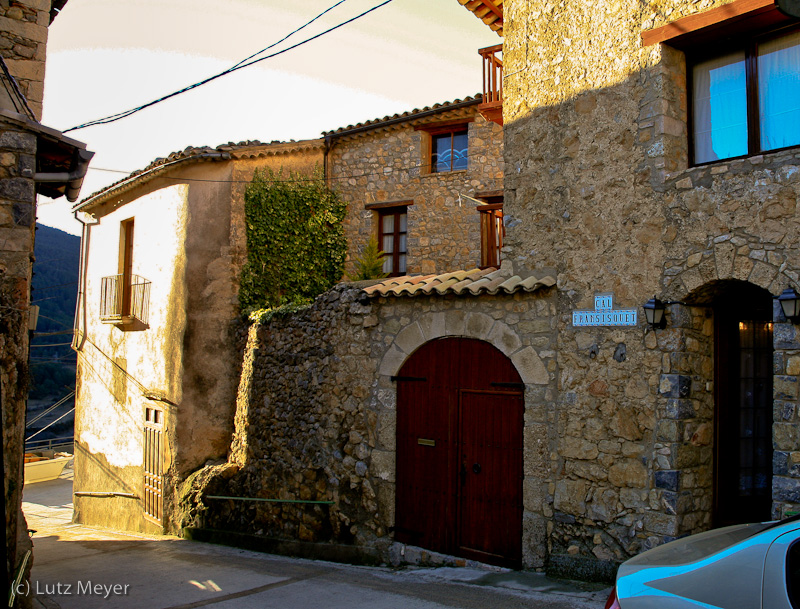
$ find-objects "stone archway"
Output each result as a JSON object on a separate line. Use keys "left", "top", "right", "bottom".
{"left": 378, "top": 310, "right": 549, "bottom": 384}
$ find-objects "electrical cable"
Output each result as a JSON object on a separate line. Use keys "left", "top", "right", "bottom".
{"left": 83, "top": 145, "right": 491, "bottom": 187}
{"left": 63, "top": 0, "right": 394, "bottom": 133}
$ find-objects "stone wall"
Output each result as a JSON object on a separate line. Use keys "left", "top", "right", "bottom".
{"left": 0, "top": 0, "right": 50, "bottom": 120}
{"left": 180, "top": 281, "right": 559, "bottom": 569}
{"left": 329, "top": 107, "right": 503, "bottom": 276}
{"left": 500, "top": 0, "right": 800, "bottom": 576}
{"left": 0, "top": 115, "right": 36, "bottom": 602}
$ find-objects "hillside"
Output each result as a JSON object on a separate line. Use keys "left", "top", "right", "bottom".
{"left": 30, "top": 223, "right": 80, "bottom": 400}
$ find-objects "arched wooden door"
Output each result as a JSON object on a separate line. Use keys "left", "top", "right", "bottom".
{"left": 395, "top": 337, "right": 524, "bottom": 568}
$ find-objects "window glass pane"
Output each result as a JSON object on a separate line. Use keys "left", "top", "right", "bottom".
{"left": 452, "top": 131, "right": 468, "bottom": 170}
{"left": 399, "top": 212, "right": 407, "bottom": 233}
{"left": 758, "top": 30, "right": 800, "bottom": 152}
{"left": 398, "top": 254, "right": 407, "bottom": 273}
{"left": 382, "top": 234, "right": 394, "bottom": 254}
{"left": 693, "top": 51, "right": 747, "bottom": 163}
{"left": 382, "top": 214, "right": 394, "bottom": 233}
{"left": 432, "top": 134, "right": 451, "bottom": 172}
{"left": 382, "top": 255, "right": 393, "bottom": 274}
{"left": 398, "top": 233, "right": 407, "bottom": 254}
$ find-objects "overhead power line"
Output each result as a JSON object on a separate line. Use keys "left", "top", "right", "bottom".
{"left": 63, "top": 0, "right": 394, "bottom": 133}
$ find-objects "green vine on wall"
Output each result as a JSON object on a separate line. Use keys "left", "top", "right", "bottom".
{"left": 239, "top": 168, "right": 347, "bottom": 313}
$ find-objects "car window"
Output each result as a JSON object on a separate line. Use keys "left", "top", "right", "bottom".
{"left": 789, "top": 540, "right": 800, "bottom": 609}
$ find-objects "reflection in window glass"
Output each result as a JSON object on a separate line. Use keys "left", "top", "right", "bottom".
{"left": 693, "top": 51, "right": 747, "bottom": 163}
{"left": 432, "top": 130, "right": 468, "bottom": 172}
{"left": 759, "top": 31, "right": 800, "bottom": 152}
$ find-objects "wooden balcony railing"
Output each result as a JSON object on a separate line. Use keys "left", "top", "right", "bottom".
{"left": 478, "top": 44, "right": 503, "bottom": 126}
{"left": 478, "top": 203, "right": 504, "bottom": 268}
{"left": 100, "top": 273, "right": 151, "bottom": 325}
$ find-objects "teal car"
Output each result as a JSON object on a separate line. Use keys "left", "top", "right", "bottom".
{"left": 606, "top": 515, "right": 800, "bottom": 608}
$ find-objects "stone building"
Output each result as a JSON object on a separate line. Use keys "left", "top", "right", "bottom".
{"left": 180, "top": 0, "right": 800, "bottom": 582}
{"left": 325, "top": 96, "right": 504, "bottom": 276}
{"left": 0, "top": 0, "right": 92, "bottom": 603}
{"left": 451, "top": 0, "right": 800, "bottom": 577}
{"left": 71, "top": 140, "right": 324, "bottom": 533}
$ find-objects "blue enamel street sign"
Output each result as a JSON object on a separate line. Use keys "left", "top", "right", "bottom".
{"left": 572, "top": 293, "right": 638, "bottom": 327}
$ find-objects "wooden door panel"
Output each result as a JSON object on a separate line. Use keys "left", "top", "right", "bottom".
{"left": 395, "top": 337, "right": 524, "bottom": 567}
{"left": 458, "top": 390, "right": 523, "bottom": 567}
{"left": 395, "top": 340, "right": 458, "bottom": 552}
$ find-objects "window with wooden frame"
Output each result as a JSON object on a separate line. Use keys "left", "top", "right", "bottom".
{"left": 416, "top": 121, "right": 472, "bottom": 173}
{"left": 690, "top": 25, "right": 800, "bottom": 164}
{"left": 476, "top": 193, "right": 504, "bottom": 269}
{"left": 377, "top": 206, "right": 408, "bottom": 276}
{"left": 119, "top": 218, "right": 134, "bottom": 317}
{"left": 100, "top": 218, "right": 151, "bottom": 325}
{"left": 642, "top": 0, "right": 800, "bottom": 166}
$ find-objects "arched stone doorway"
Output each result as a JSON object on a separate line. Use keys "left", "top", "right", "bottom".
{"left": 710, "top": 281, "right": 774, "bottom": 526}
{"left": 394, "top": 337, "right": 524, "bottom": 568}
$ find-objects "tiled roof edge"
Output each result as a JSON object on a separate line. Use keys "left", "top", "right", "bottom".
{"left": 362, "top": 268, "right": 556, "bottom": 299}
{"left": 75, "top": 139, "right": 323, "bottom": 211}
{"left": 323, "top": 95, "right": 482, "bottom": 138}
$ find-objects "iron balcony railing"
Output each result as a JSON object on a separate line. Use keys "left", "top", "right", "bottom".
{"left": 100, "top": 273, "right": 151, "bottom": 325}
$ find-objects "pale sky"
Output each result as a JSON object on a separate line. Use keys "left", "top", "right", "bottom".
{"left": 38, "top": 0, "right": 499, "bottom": 234}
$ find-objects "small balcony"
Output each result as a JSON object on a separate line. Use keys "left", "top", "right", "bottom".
{"left": 100, "top": 273, "right": 151, "bottom": 325}
{"left": 478, "top": 202, "right": 504, "bottom": 269}
{"left": 478, "top": 44, "right": 503, "bottom": 126}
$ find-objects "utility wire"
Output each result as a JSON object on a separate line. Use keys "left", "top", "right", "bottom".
{"left": 63, "top": 0, "right": 394, "bottom": 133}
{"left": 84, "top": 145, "right": 491, "bottom": 187}
{"left": 27, "top": 392, "right": 75, "bottom": 428}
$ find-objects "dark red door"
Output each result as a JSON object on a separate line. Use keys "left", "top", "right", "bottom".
{"left": 395, "top": 338, "right": 523, "bottom": 568}
{"left": 714, "top": 286, "right": 774, "bottom": 526}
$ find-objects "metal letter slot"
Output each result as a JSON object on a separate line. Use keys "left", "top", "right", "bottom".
{"left": 417, "top": 438, "right": 435, "bottom": 447}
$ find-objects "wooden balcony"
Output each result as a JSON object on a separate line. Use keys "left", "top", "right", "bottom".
{"left": 478, "top": 44, "right": 503, "bottom": 126}
{"left": 478, "top": 202, "right": 504, "bottom": 268}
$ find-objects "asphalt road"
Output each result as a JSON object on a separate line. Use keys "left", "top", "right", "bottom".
{"left": 22, "top": 467, "right": 609, "bottom": 609}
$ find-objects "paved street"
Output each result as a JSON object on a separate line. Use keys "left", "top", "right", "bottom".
{"left": 22, "top": 466, "right": 609, "bottom": 609}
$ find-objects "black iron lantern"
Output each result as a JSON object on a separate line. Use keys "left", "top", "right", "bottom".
{"left": 643, "top": 296, "right": 666, "bottom": 329}
{"left": 778, "top": 288, "right": 800, "bottom": 323}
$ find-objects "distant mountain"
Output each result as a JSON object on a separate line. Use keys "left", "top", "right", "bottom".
{"left": 30, "top": 223, "right": 80, "bottom": 400}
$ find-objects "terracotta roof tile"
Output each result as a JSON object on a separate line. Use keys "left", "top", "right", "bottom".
{"left": 323, "top": 96, "right": 482, "bottom": 136}
{"left": 363, "top": 267, "right": 555, "bottom": 299}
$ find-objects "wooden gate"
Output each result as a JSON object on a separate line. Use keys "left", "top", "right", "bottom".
{"left": 143, "top": 406, "right": 163, "bottom": 524}
{"left": 395, "top": 337, "right": 523, "bottom": 568}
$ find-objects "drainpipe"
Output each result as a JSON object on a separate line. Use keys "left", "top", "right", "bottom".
{"left": 323, "top": 135, "right": 334, "bottom": 187}
{"left": 71, "top": 209, "right": 98, "bottom": 353}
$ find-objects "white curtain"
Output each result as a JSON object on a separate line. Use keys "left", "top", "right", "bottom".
{"left": 758, "top": 31, "right": 800, "bottom": 152}
{"left": 693, "top": 51, "right": 747, "bottom": 163}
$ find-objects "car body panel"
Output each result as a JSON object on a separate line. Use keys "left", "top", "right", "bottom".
{"left": 614, "top": 519, "right": 800, "bottom": 609}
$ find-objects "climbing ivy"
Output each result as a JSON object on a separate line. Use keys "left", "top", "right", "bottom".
{"left": 239, "top": 168, "right": 347, "bottom": 312}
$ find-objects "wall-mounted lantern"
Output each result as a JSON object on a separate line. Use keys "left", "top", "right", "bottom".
{"left": 643, "top": 296, "right": 666, "bottom": 329}
{"left": 778, "top": 288, "right": 800, "bottom": 323}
